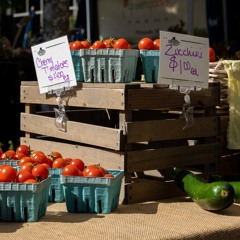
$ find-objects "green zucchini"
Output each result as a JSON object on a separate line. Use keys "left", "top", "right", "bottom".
{"left": 228, "top": 182, "right": 240, "bottom": 203}
{"left": 169, "top": 167, "right": 235, "bottom": 211}
{"left": 207, "top": 175, "right": 240, "bottom": 203}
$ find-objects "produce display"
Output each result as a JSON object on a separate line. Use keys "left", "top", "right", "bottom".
{"left": 169, "top": 167, "right": 235, "bottom": 211}
{"left": 0, "top": 144, "right": 116, "bottom": 183}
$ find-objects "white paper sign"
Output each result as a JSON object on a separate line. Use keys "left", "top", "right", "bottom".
{"left": 31, "top": 35, "right": 77, "bottom": 94}
{"left": 158, "top": 31, "right": 209, "bottom": 89}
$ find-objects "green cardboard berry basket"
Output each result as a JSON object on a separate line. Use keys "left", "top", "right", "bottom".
{"left": 0, "top": 176, "right": 51, "bottom": 222}
{"left": 60, "top": 170, "right": 124, "bottom": 214}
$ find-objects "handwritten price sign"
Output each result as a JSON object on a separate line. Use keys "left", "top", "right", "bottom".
{"left": 31, "top": 36, "right": 77, "bottom": 94}
{"left": 158, "top": 31, "right": 209, "bottom": 89}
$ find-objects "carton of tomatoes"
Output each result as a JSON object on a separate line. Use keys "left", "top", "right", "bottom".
{"left": 60, "top": 169, "right": 124, "bottom": 214}
{"left": 48, "top": 168, "right": 65, "bottom": 202}
{"left": 71, "top": 50, "right": 84, "bottom": 82}
{"left": 79, "top": 49, "right": 139, "bottom": 83}
{"left": 139, "top": 50, "right": 160, "bottom": 83}
{"left": 0, "top": 176, "right": 51, "bottom": 222}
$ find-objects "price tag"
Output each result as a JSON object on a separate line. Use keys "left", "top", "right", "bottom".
{"left": 31, "top": 35, "right": 77, "bottom": 94}
{"left": 158, "top": 31, "right": 209, "bottom": 89}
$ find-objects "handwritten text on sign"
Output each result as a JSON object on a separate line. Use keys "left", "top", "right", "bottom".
{"left": 158, "top": 31, "right": 209, "bottom": 89}
{"left": 31, "top": 35, "right": 77, "bottom": 94}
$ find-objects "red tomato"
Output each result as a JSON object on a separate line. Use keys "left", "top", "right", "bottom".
{"left": 41, "top": 163, "right": 51, "bottom": 169}
{"left": 24, "top": 179, "right": 38, "bottom": 184}
{"left": 153, "top": 39, "right": 160, "bottom": 50}
{"left": 209, "top": 47, "right": 216, "bottom": 62}
{"left": 13, "top": 152, "right": 26, "bottom": 160}
{"left": 81, "top": 40, "right": 91, "bottom": 49}
{"left": 62, "top": 165, "right": 80, "bottom": 176}
{"left": 31, "top": 152, "right": 48, "bottom": 164}
{"left": 0, "top": 165, "right": 17, "bottom": 182}
{"left": 104, "top": 173, "right": 114, "bottom": 178}
{"left": 16, "top": 144, "right": 30, "bottom": 156}
{"left": 65, "top": 157, "right": 72, "bottom": 164}
{"left": 70, "top": 40, "right": 84, "bottom": 50}
{"left": 138, "top": 38, "right": 154, "bottom": 50}
{"left": 103, "top": 38, "right": 115, "bottom": 48}
{"left": 1, "top": 150, "right": 16, "bottom": 160}
{"left": 52, "top": 157, "right": 68, "bottom": 168}
{"left": 83, "top": 165, "right": 104, "bottom": 177}
{"left": 128, "top": 43, "right": 133, "bottom": 49}
{"left": 69, "top": 158, "right": 85, "bottom": 172}
{"left": 31, "top": 150, "right": 44, "bottom": 158}
{"left": 48, "top": 151, "right": 62, "bottom": 161}
{"left": 91, "top": 40, "right": 106, "bottom": 49}
{"left": 32, "top": 164, "right": 49, "bottom": 181}
{"left": 69, "top": 41, "right": 74, "bottom": 49}
{"left": 113, "top": 38, "right": 129, "bottom": 49}
{"left": 18, "top": 156, "right": 35, "bottom": 166}
{"left": 20, "top": 162, "right": 35, "bottom": 173}
{"left": 17, "top": 171, "right": 34, "bottom": 183}
{"left": 0, "top": 148, "right": 3, "bottom": 156}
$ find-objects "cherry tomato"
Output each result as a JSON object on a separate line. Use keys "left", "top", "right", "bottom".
{"left": 138, "top": 38, "right": 154, "bottom": 50}
{"left": 69, "top": 41, "right": 74, "bottom": 49}
{"left": 52, "top": 157, "right": 68, "bottom": 168}
{"left": 104, "top": 173, "right": 114, "bottom": 178}
{"left": 209, "top": 47, "right": 216, "bottom": 62}
{"left": 20, "top": 162, "right": 35, "bottom": 173}
{"left": 81, "top": 40, "right": 91, "bottom": 49}
{"left": 16, "top": 144, "right": 30, "bottom": 156}
{"left": 113, "top": 38, "right": 129, "bottom": 49}
{"left": 128, "top": 43, "right": 133, "bottom": 49}
{"left": 103, "top": 38, "right": 115, "bottom": 48}
{"left": 91, "top": 40, "right": 106, "bottom": 49}
{"left": 0, "top": 165, "right": 17, "bottom": 182}
{"left": 13, "top": 152, "right": 26, "bottom": 160}
{"left": 24, "top": 179, "right": 38, "bottom": 184}
{"left": 69, "top": 158, "right": 85, "bottom": 172}
{"left": 83, "top": 165, "right": 104, "bottom": 177}
{"left": 70, "top": 40, "right": 84, "bottom": 50}
{"left": 65, "top": 157, "right": 72, "bottom": 164}
{"left": 1, "top": 150, "right": 16, "bottom": 160}
{"left": 32, "top": 164, "right": 49, "bottom": 181}
{"left": 17, "top": 171, "right": 34, "bottom": 183}
{"left": 31, "top": 150, "right": 44, "bottom": 158}
{"left": 62, "top": 165, "right": 79, "bottom": 176}
{"left": 48, "top": 151, "right": 62, "bottom": 161}
{"left": 31, "top": 152, "right": 48, "bottom": 164}
{"left": 18, "top": 156, "right": 35, "bottom": 166}
{"left": 153, "top": 39, "right": 160, "bottom": 50}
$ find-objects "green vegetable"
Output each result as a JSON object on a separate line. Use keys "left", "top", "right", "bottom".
{"left": 169, "top": 167, "right": 235, "bottom": 211}
{"left": 228, "top": 182, "right": 240, "bottom": 203}
{"left": 207, "top": 174, "right": 240, "bottom": 203}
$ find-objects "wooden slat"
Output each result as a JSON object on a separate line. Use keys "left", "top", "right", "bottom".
{"left": 21, "top": 81, "right": 220, "bottom": 110}
{"left": 127, "top": 84, "right": 220, "bottom": 109}
{"left": 124, "top": 179, "right": 184, "bottom": 204}
{"left": 21, "top": 83, "right": 126, "bottom": 110}
{"left": 21, "top": 113, "right": 122, "bottom": 150}
{"left": 126, "top": 143, "right": 219, "bottom": 173}
{"left": 126, "top": 116, "right": 219, "bottom": 143}
{"left": 20, "top": 137, "right": 125, "bottom": 170}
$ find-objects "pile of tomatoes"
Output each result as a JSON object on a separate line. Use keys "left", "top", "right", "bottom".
{"left": 69, "top": 38, "right": 133, "bottom": 50}
{"left": 0, "top": 144, "right": 114, "bottom": 183}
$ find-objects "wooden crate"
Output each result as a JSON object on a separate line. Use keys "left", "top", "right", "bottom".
{"left": 20, "top": 81, "right": 221, "bottom": 204}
